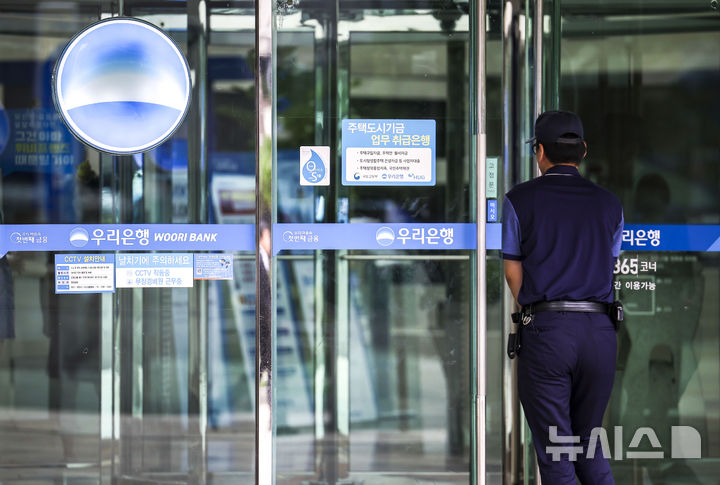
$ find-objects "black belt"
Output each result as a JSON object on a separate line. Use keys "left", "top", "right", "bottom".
{"left": 523, "top": 301, "right": 609, "bottom": 314}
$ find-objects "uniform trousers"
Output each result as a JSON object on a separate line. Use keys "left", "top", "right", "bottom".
{"left": 518, "top": 311, "right": 617, "bottom": 485}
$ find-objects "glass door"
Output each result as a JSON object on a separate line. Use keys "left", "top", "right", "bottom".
{"left": 539, "top": 0, "right": 720, "bottom": 482}
{"left": 0, "top": 2, "right": 258, "bottom": 483}
{"left": 268, "top": 1, "right": 480, "bottom": 483}
{"left": 0, "top": 1, "right": 512, "bottom": 483}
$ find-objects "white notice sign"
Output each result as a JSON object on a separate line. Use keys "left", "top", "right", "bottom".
{"left": 344, "top": 147, "right": 432, "bottom": 184}
{"left": 116, "top": 253, "right": 194, "bottom": 288}
{"left": 486, "top": 157, "right": 498, "bottom": 198}
{"left": 55, "top": 254, "right": 115, "bottom": 294}
{"left": 341, "top": 119, "right": 436, "bottom": 186}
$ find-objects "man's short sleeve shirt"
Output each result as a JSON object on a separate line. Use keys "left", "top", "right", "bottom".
{"left": 502, "top": 164, "right": 624, "bottom": 306}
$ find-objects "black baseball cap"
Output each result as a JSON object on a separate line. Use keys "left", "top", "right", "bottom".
{"left": 526, "top": 110, "right": 585, "bottom": 145}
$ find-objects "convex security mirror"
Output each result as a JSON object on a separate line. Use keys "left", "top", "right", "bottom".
{"left": 52, "top": 18, "right": 191, "bottom": 154}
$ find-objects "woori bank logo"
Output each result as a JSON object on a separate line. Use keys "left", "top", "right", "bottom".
{"left": 52, "top": 18, "right": 191, "bottom": 154}
{"left": 375, "top": 227, "right": 395, "bottom": 247}
{"left": 69, "top": 227, "right": 89, "bottom": 248}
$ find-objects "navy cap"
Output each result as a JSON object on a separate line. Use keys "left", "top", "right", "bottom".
{"left": 526, "top": 110, "right": 585, "bottom": 145}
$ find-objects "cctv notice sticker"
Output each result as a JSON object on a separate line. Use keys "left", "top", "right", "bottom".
{"left": 55, "top": 254, "right": 115, "bottom": 294}
{"left": 341, "top": 119, "right": 436, "bottom": 186}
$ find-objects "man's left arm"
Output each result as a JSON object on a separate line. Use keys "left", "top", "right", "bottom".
{"left": 504, "top": 260, "right": 522, "bottom": 304}
{"left": 502, "top": 196, "right": 523, "bottom": 305}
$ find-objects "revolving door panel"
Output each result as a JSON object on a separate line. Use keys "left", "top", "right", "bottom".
{"left": 271, "top": 2, "right": 478, "bottom": 484}
{"left": 540, "top": 0, "right": 720, "bottom": 482}
{"left": 0, "top": 3, "right": 259, "bottom": 483}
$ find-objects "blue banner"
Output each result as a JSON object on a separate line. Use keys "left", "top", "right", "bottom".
{"left": 621, "top": 225, "right": 720, "bottom": 252}
{"left": 488, "top": 222, "right": 501, "bottom": 249}
{"left": 6, "top": 223, "right": 720, "bottom": 256}
{"left": 0, "top": 224, "right": 255, "bottom": 257}
{"left": 274, "top": 223, "right": 476, "bottom": 254}
{"left": 487, "top": 224, "right": 720, "bottom": 252}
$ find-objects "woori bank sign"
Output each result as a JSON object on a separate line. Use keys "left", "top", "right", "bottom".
{"left": 52, "top": 18, "right": 191, "bottom": 154}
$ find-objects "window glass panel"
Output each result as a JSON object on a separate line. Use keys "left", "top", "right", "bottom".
{"left": 558, "top": 1, "right": 720, "bottom": 481}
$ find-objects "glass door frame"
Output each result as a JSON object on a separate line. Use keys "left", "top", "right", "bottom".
{"left": 253, "top": 1, "right": 489, "bottom": 485}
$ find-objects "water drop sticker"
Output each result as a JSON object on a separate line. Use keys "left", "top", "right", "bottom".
{"left": 299, "top": 146, "right": 330, "bottom": 186}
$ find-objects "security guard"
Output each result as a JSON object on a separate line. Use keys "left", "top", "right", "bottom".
{"left": 503, "top": 111, "right": 624, "bottom": 484}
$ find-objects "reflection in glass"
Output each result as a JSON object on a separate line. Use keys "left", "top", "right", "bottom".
{"left": 0, "top": 3, "right": 258, "bottom": 483}
{"left": 274, "top": 3, "right": 473, "bottom": 484}
{"left": 557, "top": 1, "right": 720, "bottom": 482}
{"left": 0, "top": 6, "right": 102, "bottom": 481}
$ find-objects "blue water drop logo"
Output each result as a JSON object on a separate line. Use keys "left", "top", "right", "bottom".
{"left": 69, "top": 227, "right": 89, "bottom": 247}
{"left": 302, "top": 149, "right": 326, "bottom": 184}
{"left": 53, "top": 18, "right": 191, "bottom": 154}
{"left": 376, "top": 227, "right": 395, "bottom": 247}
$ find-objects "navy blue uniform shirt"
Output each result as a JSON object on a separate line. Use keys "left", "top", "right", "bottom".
{"left": 502, "top": 164, "right": 623, "bottom": 306}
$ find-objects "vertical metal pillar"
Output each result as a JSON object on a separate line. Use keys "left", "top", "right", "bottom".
{"left": 187, "top": 1, "right": 209, "bottom": 483}
{"left": 99, "top": 148, "right": 122, "bottom": 480}
{"left": 187, "top": 2, "right": 209, "bottom": 223}
{"left": 502, "top": 0, "right": 524, "bottom": 484}
{"left": 534, "top": 0, "right": 544, "bottom": 120}
{"left": 256, "top": 0, "right": 275, "bottom": 484}
{"left": 550, "top": 0, "right": 561, "bottom": 109}
{"left": 532, "top": 2, "right": 545, "bottom": 481}
{"left": 101, "top": 5, "right": 122, "bottom": 483}
{"left": 310, "top": 1, "right": 344, "bottom": 483}
{"left": 533, "top": 0, "right": 544, "bottom": 178}
{"left": 114, "top": 145, "right": 140, "bottom": 477}
{"left": 474, "top": 1, "right": 487, "bottom": 485}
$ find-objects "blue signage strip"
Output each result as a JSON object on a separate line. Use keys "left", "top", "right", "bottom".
{"left": 620, "top": 225, "right": 720, "bottom": 252}
{"left": 273, "top": 223, "right": 720, "bottom": 253}
{"left": 274, "top": 223, "right": 476, "bottom": 254}
{"left": 9, "top": 223, "right": 720, "bottom": 256}
{"left": 489, "top": 224, "right": 720, "bottom": 252}
{"left": 488, "top": 223, "right": 501, "bottom": 250}
{"left": 486, "top": 224, "right": 720, "bottom": 252}
{"left": 341, "top": 119, "right": 436, "bottom": 186}
{"left": 0, "top": 224, "right": 254, "bottom": 257}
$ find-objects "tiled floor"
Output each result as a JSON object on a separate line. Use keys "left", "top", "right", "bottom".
{"left": 0, "top": 410, "right": 474, "bottom": 484}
